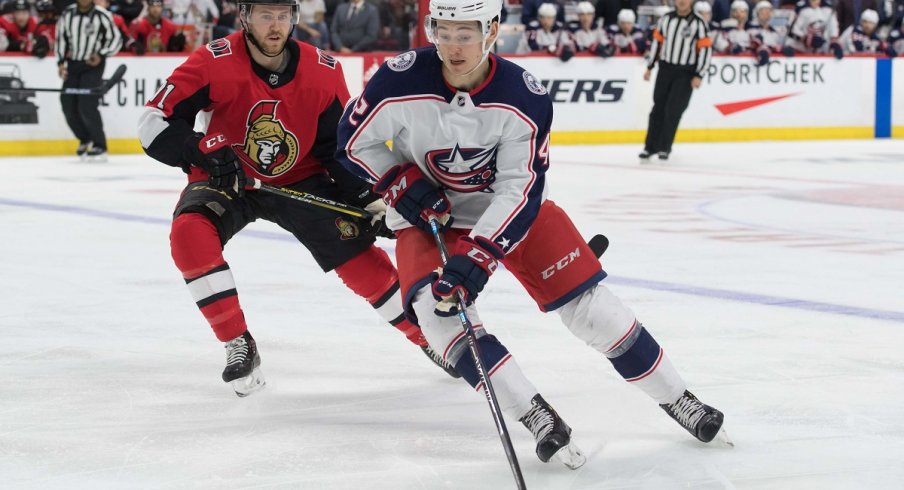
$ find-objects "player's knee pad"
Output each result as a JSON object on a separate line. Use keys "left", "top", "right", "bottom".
{"left": 453, "top": 334, "right": 511, "bottom": 389}
{"left": 557, "top": 283, "right": 637, "bottom": 353}
{"left": 410, "top": 283, "right": 484, "bottom": 366}
{"left": 170, "top": 212, "right": 224, "bottom": 277}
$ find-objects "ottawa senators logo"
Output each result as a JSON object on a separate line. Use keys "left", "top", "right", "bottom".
{"left": 335, "top": 218, "right": 359, "bottom": 240}
{"left": 232, "top": 100, "right": 300, "bottom": 177}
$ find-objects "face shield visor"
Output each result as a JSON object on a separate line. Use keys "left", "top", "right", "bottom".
{"left": 425, "top": 18, "right": 488, "bottom": 47}
{"left": 241, "top": 3, "right": 300, "bottom": 27}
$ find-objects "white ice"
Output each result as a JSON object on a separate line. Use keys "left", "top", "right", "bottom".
{"left": 1, "top": 140, "right": 902, "bottom": 490}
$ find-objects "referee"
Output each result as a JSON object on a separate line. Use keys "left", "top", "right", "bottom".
{"left": 56, "top": 0, "right": 122, "bottom": 160}
{"left": 640, "top": 0, "right": 712, "bottom": 162}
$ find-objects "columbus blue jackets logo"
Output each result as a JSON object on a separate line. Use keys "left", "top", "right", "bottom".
{"left": 387, "top": 51, "right": 416, "bottom": 72}
{"left": 232, "top": 100, "right": 299, "bottom": 177}
{"left": 425, "top": 144, "right": 498, "bottom": 193}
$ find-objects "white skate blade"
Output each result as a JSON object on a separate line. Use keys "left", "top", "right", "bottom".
{"left": 231, "top": 367, "right": 266, "bottom": 397}
{"left": 713, "top": 428, "right": 734, "bottom": 448}
{"left": 552, "top": 441, "right": 586, "bottom": 470}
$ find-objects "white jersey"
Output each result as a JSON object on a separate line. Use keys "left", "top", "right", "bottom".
{"left": 337, "top": 48, "right": 552, "bottom": 253}
{"left": 748, "top": 20, "right": 784, "bottom": 52}
{"left": 567, "top": 19, "right": 611, "bottom": 52}
{"left": 838, "top": 24, "right": 883, "bottom": 53}
{"left": 517, "top": 20, "right": 569, "bottom": 54}
{"left": 715, "top": 19, "right": 753, "bottom": 53}
{"left": 788, "top": 4, "right": 839, "bottom": 53}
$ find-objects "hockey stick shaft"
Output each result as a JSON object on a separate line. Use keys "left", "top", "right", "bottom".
{"left": 249, "top": 178, "right": 373, "bottom": 220}
{"left": 0, "top": 64, "right": 127, "bottom": 96}
{"left": 428, "top": 218, "right": 527, "bottom": 490}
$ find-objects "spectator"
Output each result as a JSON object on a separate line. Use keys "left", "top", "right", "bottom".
{"left": 839, "top": 7, "right": 883, "bottom": 51}
{"left": 607, "top": 7, "right": 647, "bottom": 53}
{"left": 521, "top": 0, "right": 564, "bottom": 27}
{"left": 111, "top": 0, "right": 143, "bottom": 23}
{"left": 749, "top": 0, "right": 785, "bottom": 64}
{"left": 330, "top": 0, "right": 378, "bottom": 52}
{"left": 376, "top": 0, "right": 411, "bottom": 51}
{"left": 295, "top": 0, "right": 330, "bottom": 48}
{"left": 835, "top": 0, "right": 879, "bottom": 32}
{"left": 130, "top": 0, "right": 182, "bottom": 52}
{"left": 517, "top": 2, "right": 568, "bottom": 54}
{"left": 212, "top": 0, "right": 238, "bottom": 39}
{"left": 0, "top": 0, "right": 37, "bottom": 52}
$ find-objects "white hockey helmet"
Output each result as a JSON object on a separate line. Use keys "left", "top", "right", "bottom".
{"left": 538, "top": 3, "right": 558, "bottom": 18}
{"left": 730, "top": 0, "right": 749, "bottom": 12}
{"left": 861, "top": 8, "right": 879, "bottom": 24}
{"left": 754, "top": 0, "right": 772, "bottom": 13}
{"left": 693, "top": 1, "right": 712, "bottom": 15}
{"left": 617, "top": 8, "right": 636, "bottom": 24}
{"left": 427, "top": 0, "right": 503, "bottom": 37}
{"left": 576, "top": 1, "right": 594, "bottom": 15}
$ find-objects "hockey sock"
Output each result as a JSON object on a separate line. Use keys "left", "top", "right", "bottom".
{"left": 334, "top": 246, "right": 426, "bottom": 346}
{"left": 170, "top": 213, "right": 246, "bottom": 342}
{"left": 606, "top": 321, "right": 685, "bottom": 404}
{"left": 454, "top": 335, "right": 539, "bottom": 419}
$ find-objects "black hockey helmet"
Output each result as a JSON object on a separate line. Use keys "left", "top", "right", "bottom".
{"left": 10, "top": 0, "right": 30, "bottom": 12}
{"left": 35, "top": 0, "right": 54, "bottom": 13}
{"left": 237, "top": 0, "right": 300, "bottom": 58}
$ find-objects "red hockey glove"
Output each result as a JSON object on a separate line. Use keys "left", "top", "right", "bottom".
{"left": 373, "top": 163, "right": 453, "bottom": 232}
{"left": 185, "top": 132, "right": 246, "bottom": 196}
{"left": 432, "top": 236, "right": 504, "bottom": 316}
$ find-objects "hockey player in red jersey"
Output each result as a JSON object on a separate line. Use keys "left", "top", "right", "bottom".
{"left": 337, "top": 0, "right": 727, "bottom": 468}
{"left": 138, "top": 0, "right": 457, "bottom": 397}
{"left": 129, "top": 0, "right": 180, "bottom": 54}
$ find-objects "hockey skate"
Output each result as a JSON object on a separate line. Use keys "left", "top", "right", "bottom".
{"left": 660, "top": 390, "right": 729, "bottom": 444}
{"left": 222, "top": 331, "right": 265, "bottom": 397}
{"left": 421, "top": 344, "right": 460, "bottom": 378}
{"left": 520, "top": 394, "right": 586, "bottom": 469}
{"left": 76, "top": 141, "right": 92, "bottom": 160}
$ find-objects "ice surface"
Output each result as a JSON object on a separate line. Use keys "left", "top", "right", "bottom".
{"left": 1, "top": 140, "right": 902, "bottom": 489}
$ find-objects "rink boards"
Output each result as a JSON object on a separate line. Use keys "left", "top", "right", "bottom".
{"left": 0, "top": 52, "right": 897, "bottom": 155}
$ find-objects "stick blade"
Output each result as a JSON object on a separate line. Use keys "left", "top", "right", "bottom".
{"left": 99, "top": 64, "right": 127, "bottom": 94}
{"left": 588, "top": 234, "right": 609, "bottom": 258}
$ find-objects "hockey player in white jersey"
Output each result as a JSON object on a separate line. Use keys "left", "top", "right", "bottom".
{"left": 748, "top": 1, "right": 786, "bottom": 65}
{"left": 565, "top": 1, "right": 614, "bottom": 58}
{"left": 337, "top": 0, "right": 727, "bottom": 469}
{"left": 607, "top": 8, "right": 647, "bottom": 55}
{"left": 786, "top": 0, "right": 843, "bottom": 58}
{"left": 714, "top": 0, "right": 753, "bottom": 54}
{"left": 517, "top": 3, "right": 569, "bottom": 56}
{"left": 838, "top": 8, "right": 883, "bottom": 54}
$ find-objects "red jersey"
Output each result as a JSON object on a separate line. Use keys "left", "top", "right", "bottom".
{"left": 130, "top": 16, "right": 178, "bottom": 53}
{"left": 141, "top": 31, "right": 352, "bottom": 188}
{"left": 34, "top": 19, "right": 56, "bottom": 45}
{"left": 0, "top": 15, "right": 37, "bottom": 51}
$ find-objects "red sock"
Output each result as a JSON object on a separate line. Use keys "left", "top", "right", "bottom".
{"left": 335, "top": 246, "right": 427, "bottom": 346}
{"left": 170, "top": 213, "right": 246, "bottom": 342}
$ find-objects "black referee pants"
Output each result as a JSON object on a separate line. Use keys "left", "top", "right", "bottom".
{"left": 644, "top": 63, "right": 695, "bottom": 155}
{"left": 60, "top": 59, "right": 107, "bottom": 150}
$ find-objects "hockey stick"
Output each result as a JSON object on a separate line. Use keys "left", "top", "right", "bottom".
{"left": 428, "top": 217, "right": 527, "bottom": 490}
{"left": 248, "top": 178, "right": 373, "bottom": 220}
{"left": 0, "top": 64, "right": 127, "bottom": 96}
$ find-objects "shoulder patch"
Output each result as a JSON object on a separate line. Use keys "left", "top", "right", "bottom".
{"left": 206, "top": 38, "right": 232, "bottom": 58}
{"left": 387, "top": 50, "right": 416, "bottom": 72}
{"left": 318, "top": 49, "right": 337, "bottom": 69}
{"left": 522, "top": 71, "right": 547, "bottom": 96}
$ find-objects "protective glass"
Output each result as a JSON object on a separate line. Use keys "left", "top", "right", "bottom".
{"left": 243, "top": 5, "right": 300, "bottom": 26}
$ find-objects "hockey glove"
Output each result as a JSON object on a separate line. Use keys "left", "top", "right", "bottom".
{"left": 731, "top": 44, "right": 744, "bottom": 55}
{"left": 168, "top": 31, "right": 187, "bottom": 52}
{"left": 343, "top": 186, "right": 395, "bottom": 239}
{"left": 594, "top": 44, "right": 613, "bottom": 58}
{"left": 559, "top": 46, "right": 575, "bottom": 62}
{"left": 32, "top": 35, "right": 50, "bottom": 59}
{"left": 756, "top": 49, "right": 769, "bottom": 66}
{"left": 373, "top": 163, "right": 453, "bottom": 232}
{"left": 830, "top": 42, "right": 844, "bottom": 59}
{"left": 888, "top": 47, "right": 898, "bottom": 58}
{"left": 781, "top": 45, "right": 796, "bottom": 57}
{"left": 808, "top": 35, "right": 825, "bottom": 49}
{"left": 134, "top": 35, "right": 146, "bottom": 56}
{"left": 185, "top": 132, "right": 247, "bottom": 196}
{"left": 432, "top": 236, "right": 504, "bottom": 316}
{"left": 853, "top": 40, "right": 864, "bottom": 52}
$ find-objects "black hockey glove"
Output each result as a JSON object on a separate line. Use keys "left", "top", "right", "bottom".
{"left": 808, "top": 35, "right": 825, "bottom": 49}
{"left": 431, "top": 236, "right": 504, "bottom": 316}
{"left": 781, "top": 45, "right": 796, "bottom": 57}
{"left": 853, "top": 40, "right": 864, "bottom": 52}
{"left": 559, "top": 46, "right": 575, "bottom": 62}
{"left": 373, "top": 163, "right": 453, "bottom": 233}
{"left": 184, "top": 132, "right": 246, "bottom": 196}
{"left": 731, "top": 44, "right": 744, "bottom": 54}
{"left": 344, "top": 186, "right": 395, "bottom": 239}
{"left": 594, "top": 44, "right": 613, "bottom": 58}
{"left": 32, "top": 35, "right": 50, "bottom": 59}
{"left": 888, "top": 47, "right": 898, "bottom": 58}
{"left": 168, "top": 31, "right": 187, "bottom": 52}
{"left": 830, "top": 42, "right": 844, "bottom": 59}
{"left": 134, "top": 35, "right": 146, "bottom": 55}
{"left": 756, "top": 49, "right": 769, "bottom": 66}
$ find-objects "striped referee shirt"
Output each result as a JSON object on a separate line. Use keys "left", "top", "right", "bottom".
{"left": 55, "top": 4, "right": 122, "bottom": 65}
{"left": 646, "top": 10, "right": 712, "bottom": 78}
